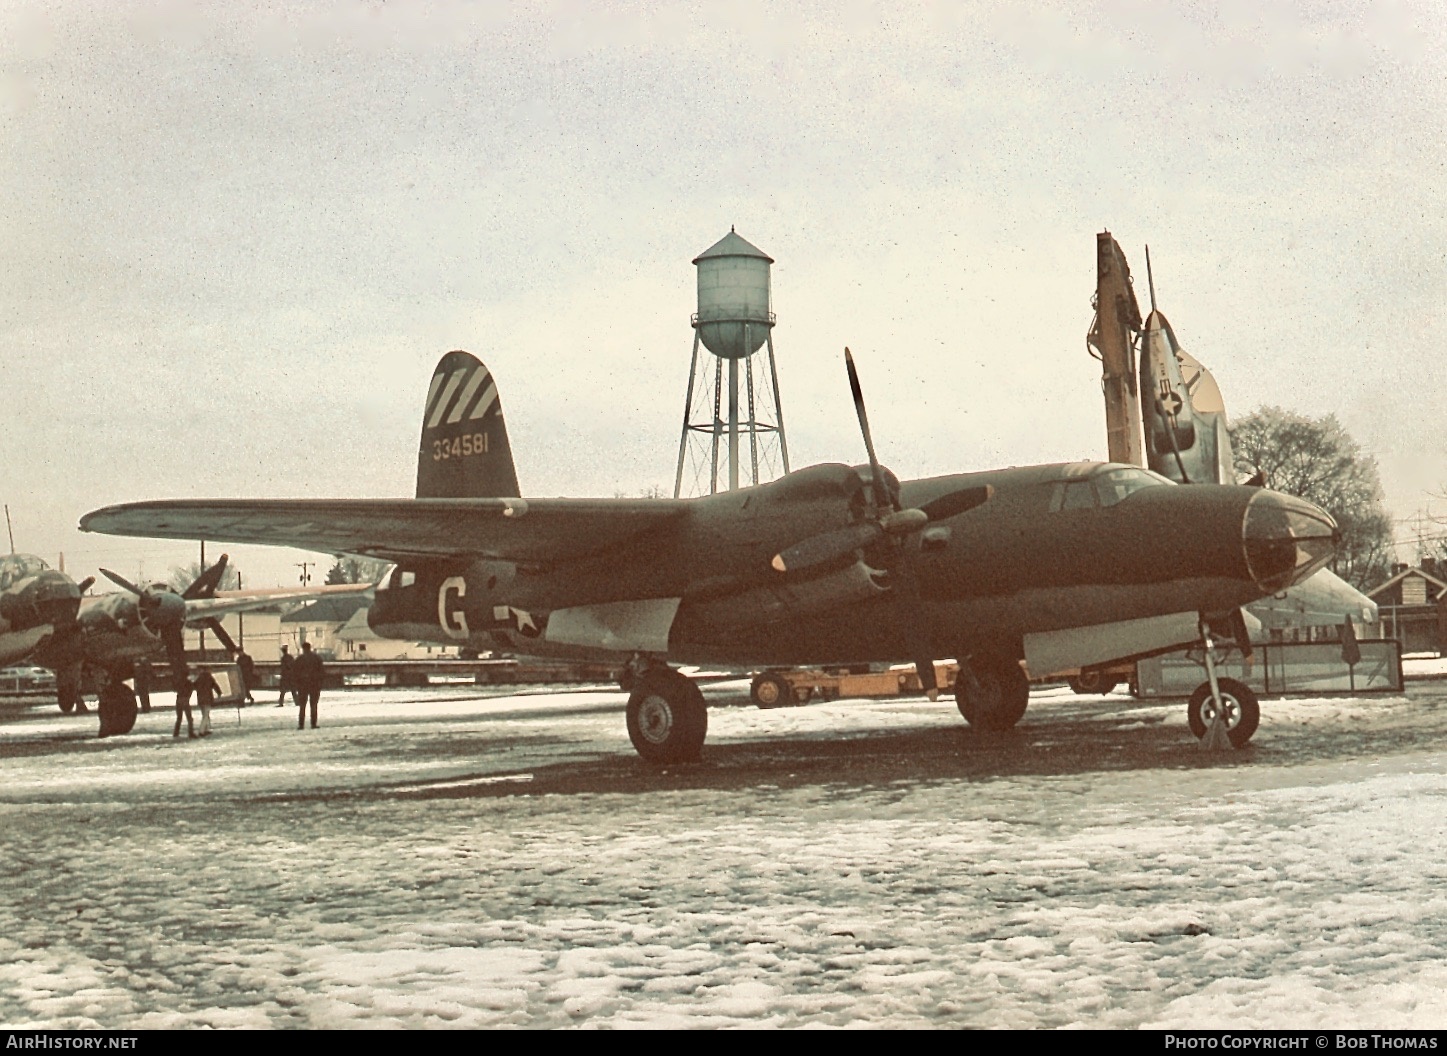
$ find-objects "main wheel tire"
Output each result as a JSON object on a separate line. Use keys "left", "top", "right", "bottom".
{"left": 57, "top": 669, "right": 81, "bottom": 714}
{"left": 750, "top": 672, "right": 790, "bottom": 710}
{"left": 1067, "top": 669, "right": 1119, "bottom": 695}
{"left": 97, "top": 682, "right": 138, "bottom": 739}
{"left": 627, "top": 669, "right": 707, "bottom": 763}
{"left": 1187, "top": 678, "right": 1260, "bottom": 748}
{"left": 955, "top": 657, "right": 1030, "bottom": 731}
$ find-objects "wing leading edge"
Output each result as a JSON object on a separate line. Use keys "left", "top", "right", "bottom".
{"left": 80, "top": 497, "right": 690, "bottom": 565}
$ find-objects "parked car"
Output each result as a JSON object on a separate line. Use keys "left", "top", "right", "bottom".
{"left": 0, "top": 666, "right": 58, "bottom": 694}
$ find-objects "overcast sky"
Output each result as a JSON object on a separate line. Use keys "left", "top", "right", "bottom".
{"left": 3, "top": 0, "right": 1444, "bottom": 587}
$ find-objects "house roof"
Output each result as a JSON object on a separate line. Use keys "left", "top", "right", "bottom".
{"left": 1365, "top": 566, "right": 1447, "bottom": 601}
{"left": 281, "top": 596, "right": 370, "bottom": 624}
{"left": 334, "top": 607, "right": 382, "bottom": 641}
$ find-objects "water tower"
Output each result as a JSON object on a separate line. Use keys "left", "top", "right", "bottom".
{"left": 673, "top": 229, "right": 791, "bottom": 497}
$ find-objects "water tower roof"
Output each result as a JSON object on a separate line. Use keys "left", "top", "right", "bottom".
{"left": 693, "top": 229, "right": 773, "bottom": 265}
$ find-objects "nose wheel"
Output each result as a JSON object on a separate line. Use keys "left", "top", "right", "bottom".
{"left": 626, "top": 666, "right": 707, "bottom": 763}
{"left": 1187, "top": 677, "right": 1259, "bottom": 748}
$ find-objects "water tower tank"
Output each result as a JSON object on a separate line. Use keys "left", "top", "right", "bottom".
{"left": 692, "top": 229, "right": 774, "bottom": 359}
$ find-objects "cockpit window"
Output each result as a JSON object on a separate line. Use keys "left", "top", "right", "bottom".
{"left": 1092, "top": 467, "right": 1175, "bottom": 508}
{"left": 1048, "top": 481, "right": 1098, "bottom": 512}
{"left": 0, "top": 554, "right": 49, "bottom": 591}
{"left": 1047, "top": 467, "right": 1174, "bottom": 512}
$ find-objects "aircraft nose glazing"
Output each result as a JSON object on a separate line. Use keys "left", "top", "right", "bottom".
{"left": 0, "top": 572, "right": 82, "bottom": 631}
{"left": 1242, "top": 491, "right": 1340, "bottom": 594}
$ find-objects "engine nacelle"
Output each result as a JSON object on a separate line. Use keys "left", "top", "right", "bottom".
{"left": 681, "top": 559, "right": 887, "bottom": 632}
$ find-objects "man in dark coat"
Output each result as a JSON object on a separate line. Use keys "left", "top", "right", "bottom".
{"left": 235, "top": 650, "right": 257, "bottom": 706}
{"left": 173, "top": 674, "right": 195, "bottom": 739}
{"left": 194, "top": 668, "right": 220, "bottom": 738}
{"left": 294, "top": 640, "right": 324, "bottom": 730}
{"left": 276, "top": 644, "right": 294, "bottom": 707}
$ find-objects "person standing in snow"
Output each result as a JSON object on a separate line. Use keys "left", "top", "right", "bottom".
{"left": 194, "top": 668, "right": 220, "bottom": 738}
{"left": 173, "top": 674, "right": 196, "bottom": 739}
{"left": 293, "top": 640, "right": 324, "bottom": 730}
{"left": 276, "top": 644, "right": 295, "bottom": 708}
{"left": 235, "top": 649, "right": 257, "bottom": 706}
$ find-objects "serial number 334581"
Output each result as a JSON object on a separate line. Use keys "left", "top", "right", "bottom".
{"left": 432, "top": 433, "right": 489, "bottom": 461}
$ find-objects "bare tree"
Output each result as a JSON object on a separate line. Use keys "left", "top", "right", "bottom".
{"left": 167, "top": 561, "right": 242, "bottom": 594}
{"left": 1231, "top": 407, "right": 1394, "bottom": 590}
{"left": 327, "top": 555, "right": 390, "bottom": 584}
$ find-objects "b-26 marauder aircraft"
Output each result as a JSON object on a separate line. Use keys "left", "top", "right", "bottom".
{"left": 0, "top": 553, "right": 89, "bottom": 668}
{"left": 82, "top": 349, "right": 1340, "bottom": 760}
{"left": 1, "top": 550, "right": 370, "bottom": 735}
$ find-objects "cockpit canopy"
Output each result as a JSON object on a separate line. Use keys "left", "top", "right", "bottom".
{"left": 0, "top": 554, "right": 51, "bottom": 592}
{"left": 1048, "top": 465, "right": 1175, "bottom": 512}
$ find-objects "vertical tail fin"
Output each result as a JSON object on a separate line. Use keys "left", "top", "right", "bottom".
{"left": 416, "top": 351, "right": 521, "bottom": 499}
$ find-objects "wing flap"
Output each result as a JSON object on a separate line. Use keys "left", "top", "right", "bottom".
{"left": 81, "top": 498, "right": 690, "bottom": 565}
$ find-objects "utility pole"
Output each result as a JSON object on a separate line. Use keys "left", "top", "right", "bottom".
{"left": 297, "top": 561, "right": 314, "bottom": 586}
{"left": 199, "top": 540, "right": 206, "bottom": 662}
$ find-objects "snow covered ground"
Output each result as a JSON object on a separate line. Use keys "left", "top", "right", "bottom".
{"left": 2, "top": 675, "right": 1447, "bottom": 1029}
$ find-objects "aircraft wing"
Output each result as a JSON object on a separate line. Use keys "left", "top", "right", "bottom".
{"left": 80, "top": 498, "right": 691, "bottom": 565}
{"left": 183, "top": 582, "right": 375, "bottom": 621}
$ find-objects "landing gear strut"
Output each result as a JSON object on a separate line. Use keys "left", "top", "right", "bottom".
{"left": 1187, "top": 678, "right": 1259, "bottom": 748}
{"left": 954, "top": 656, "right": 1030, "bottom": 731}
{"left": 56, "top": 664, "right": 86, "bottom": 714}
{"left": 626, "top": 666, "right": 707, "bottom": 763}
{"left": 1189, "top": 619, "right": 1260, "bottom": 749}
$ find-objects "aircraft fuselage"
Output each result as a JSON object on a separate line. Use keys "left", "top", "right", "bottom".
{"left": 369, "top": 461, "right": 1335, "bottom": 670}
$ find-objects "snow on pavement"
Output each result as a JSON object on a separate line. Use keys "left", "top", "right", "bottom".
{"left": 1, "top": 681, "right": 1446, "bottom": 1029}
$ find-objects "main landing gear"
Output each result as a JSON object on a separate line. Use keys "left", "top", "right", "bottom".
{"left": 626, "top": 665, "right": 708, "bottom": 764}
{"left": 56, "top": 664, "right": 86, "bottom": 715}
{"left": 954, "top": 656, "right": 1030, "bottom": 731}
{"left": 96, "top": 675, "right": 138, "bottom": 739}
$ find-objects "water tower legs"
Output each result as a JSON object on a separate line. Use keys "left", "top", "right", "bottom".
{"left": 674, "top": 333, "right": 790, "bottom": 497}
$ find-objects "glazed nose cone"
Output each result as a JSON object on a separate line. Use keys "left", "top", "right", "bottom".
{"left": 1242, "top": 491, "right": 1339, "bottom": 593}
{"left": 0, "top": 571, "right": 81, "bottom": 631}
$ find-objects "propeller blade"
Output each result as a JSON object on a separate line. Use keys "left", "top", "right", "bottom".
{"left": 918, "top": 485, "right": 994, "bottom": 523}
{"left": 202, "top": 616, "right": 239, "bottom": 656}
{"left": 183, "top": 553, "right": 230, "bottom": 600}
{"left": 772, "top": 522, "right": 884, "bottom": 574}
{"left": 845, "top": 349, "right": 894, "bottom": 512}
{"left": 99, "top": 568, "right": 144, "bottom": 596}
{"left": 75, "top": 576, "right": 95, "bottom": 595}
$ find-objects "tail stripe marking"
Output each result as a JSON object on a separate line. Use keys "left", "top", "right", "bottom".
{"left": 427, "top": 370, "right": 468, "bottom": 429}
{"left": 423, "top": 369, "right": 449, "bottom": 424}
{"left": 467, "top": 381, "right": 499, "bottom": 421}
{"left": 446, "top": 367, "right": 492, "bottom": 425}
